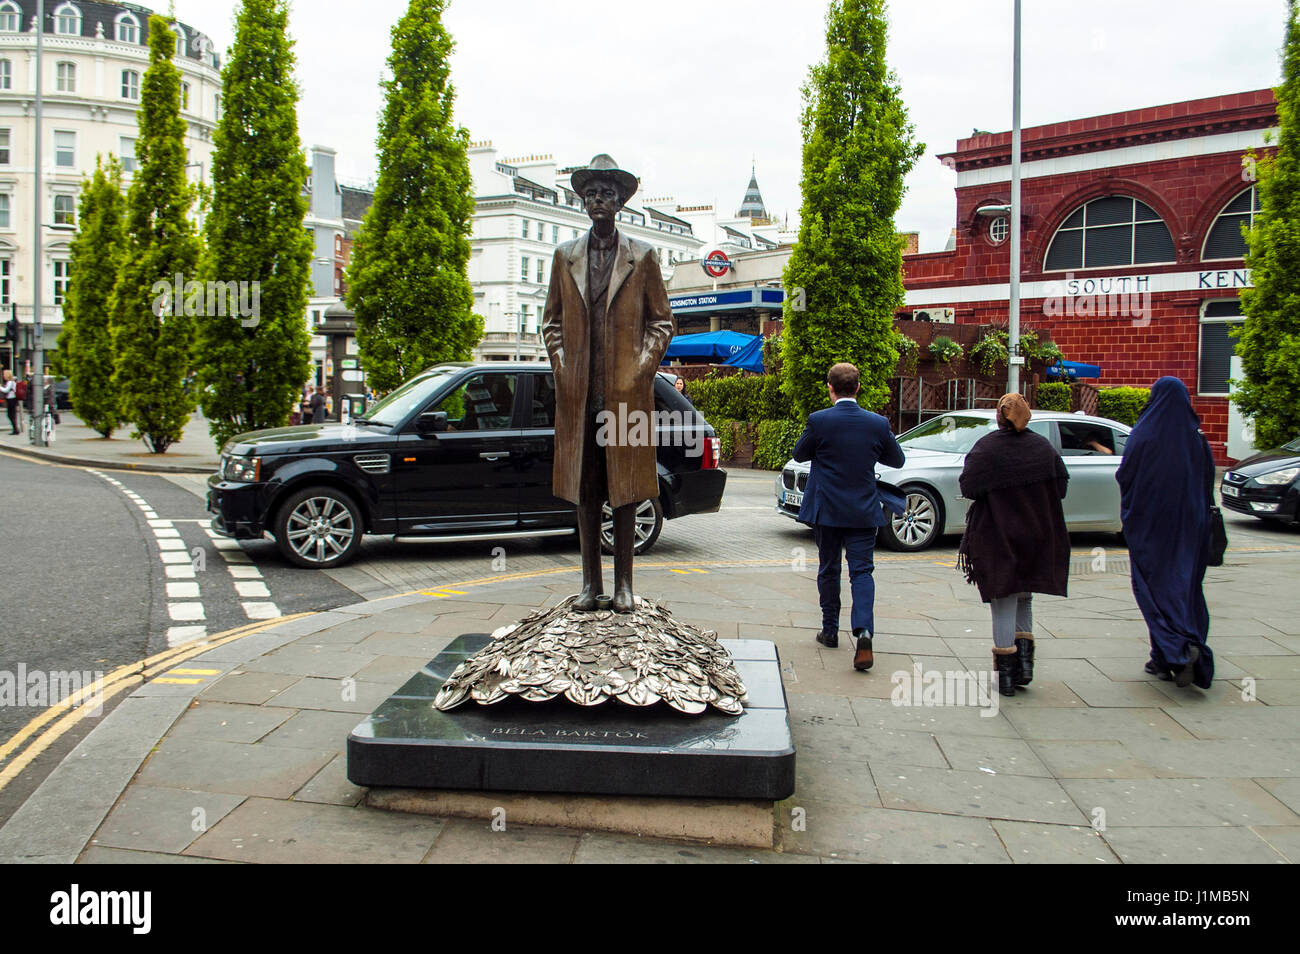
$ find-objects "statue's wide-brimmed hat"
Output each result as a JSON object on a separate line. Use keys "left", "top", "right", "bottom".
{"left": 571, "top": 154, "right": 638, "bottom": 201}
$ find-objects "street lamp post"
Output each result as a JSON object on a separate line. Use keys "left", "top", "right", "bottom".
{"left": 1008, "top": 0, "right": 1023, "bottom": 394}
{"left": 31, "top": 0, "right": 45, "bottom": 445}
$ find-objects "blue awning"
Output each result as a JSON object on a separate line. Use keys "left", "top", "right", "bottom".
{"left": 1045, "top": 360, "right": 1101, "bottom": 379}
{"left": 663, "top": 330, "right": 759, "bottom": 362}
{"left": 722, "top": 335, "right": 765, "bottom": 374}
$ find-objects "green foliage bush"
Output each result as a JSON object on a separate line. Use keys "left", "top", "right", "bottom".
{"left": 929, "top": 335, "right": 963, "bottom": 370}
{"left": 751, "top": 419, "right": 804, "bottom": 471}
{"left": 894, "top": 332, "right": 920, "bottom": 375}
{"left": 1035, "top": 381, "right": 1072, "bottom": 412}
{"left": 715, "top": 418, "right": 737, "bottom": 460}
{"left": 684, "top": 373, "right": 793, "bottom": 425}
{"left": 1097, "top": 386, "right": 1151, "bottom": 426}
{"left": 970, "top": 330, "right": 1009, "bottom": 377}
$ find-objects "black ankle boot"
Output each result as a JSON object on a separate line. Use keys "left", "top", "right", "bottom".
{"left": 993, "top": 650, "right": 1021, "bottom": 697}
{"left": 1014, "top": 634, "right": 1034, "bottom": 686}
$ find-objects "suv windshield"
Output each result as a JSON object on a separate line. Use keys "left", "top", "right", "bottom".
{"left": 898, "top": 415, "right": 996, "bottom": 454}
{"left": 359, "top": 367, "right": 462, "bottom": 426}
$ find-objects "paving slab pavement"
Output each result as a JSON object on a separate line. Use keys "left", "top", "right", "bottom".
{"left": 0, "top": 552, "right": 1296, "bottom": 864}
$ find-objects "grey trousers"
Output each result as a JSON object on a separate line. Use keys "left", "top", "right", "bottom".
{"left": 991, "top": 593, "right": 1032, "bottom": 649}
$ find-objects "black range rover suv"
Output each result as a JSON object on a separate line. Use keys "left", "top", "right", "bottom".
{"left": 207, "top": 363, "right": 726, "bottom": 568}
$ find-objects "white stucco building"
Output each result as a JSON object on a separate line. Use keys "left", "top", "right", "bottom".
{"left": 0, "top": 1, "right": 220, "bottom": 370}
{"left": 467, "top": 143, "right": 705, "bottom": 362}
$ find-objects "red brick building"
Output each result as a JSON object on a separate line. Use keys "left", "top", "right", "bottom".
{"left": 902, "top": 89, "right": 1276, "bottom": 463}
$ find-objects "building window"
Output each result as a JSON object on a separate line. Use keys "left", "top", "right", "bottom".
{"left": 988, "top": 216, "right": 1009, "bottom": 244}
{"left": 0, "top": 128, "right": 9, "bottom": 165}
{"left": 1199, "top": 299, "right": 1246, "bottom": 396}
{"left": 121, "top": 70, "right": 140, "bottom": 100}
{"left": 0, "top": 194, "right": 9, "bottom": 229}
{"left": 120, "top": 136, "right": 136, "bottom": 172}
{"left": 0, "top": 2, "right": 17, "bottom": 33}
{"left": 552, "top": 225, "right": 559, "bottom": 244}
{"left": 0, "top": 59, "right": 10, "bottom": 90}
{"left": 519, "top": 305, "right": 529, "bottom": 329}
{"left": 56, "top": 62, "right": 76, "bottom": 93}
{"left": 54, "top": 130, "right": 75, "bottom": 168}
{"left": 572, "top": 229, "right": 579, "bottom": 240}
{"left": 1044, "top": 196, "right": 1175, "bottom": 271}
{"left": 521, "top": 255, "right": 530, "bottom": 281}
{"left": 181, "top": 82, "right": 190, "bottom": 111}
{"left": 536, "top": 221, "right": 545, "bottom": 241}
{"left": 54, "top": 194, "right": 76, "bottom": 227}
{"left": 520, "top": 217, "right": 528, "bottom": 238}
{"left": 115, "top": 12, "right": 140, "bottom": 43}
{"left": 53, "top": 261, "right": 72, "bottom": 305}
{"left": 214, "top": 93, "right": 221, "bottom": 118}
{"left": 53, "top": 3, "right": 81, "bottom": 36}
{"left": 0, "top": 258, "right": 10, "bottom": 306}
{"left": 536, "top": 259, "right": 544, "bottom": 283}
{"left": 1203, "top": 186, "right": 1261, "bottom": 261}
{"left": 172, "top": 24, "right": 187, "bottom": 58}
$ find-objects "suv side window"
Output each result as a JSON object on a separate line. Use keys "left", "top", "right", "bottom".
{"left": 1059, "top": 420, "right": 1117, "bottom": 456}
{"left": 431, "top": 373, "right": 518, "bottom": 431}
{"left": 529, "top": 373, "right": 556, "bottom": 428}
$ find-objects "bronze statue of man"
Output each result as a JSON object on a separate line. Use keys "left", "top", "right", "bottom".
{"left": 542, "top": 154, "right": 676, "bottom": 613}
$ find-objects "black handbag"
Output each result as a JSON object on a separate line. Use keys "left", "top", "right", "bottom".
{"left": 1207, "top": 503, "right": 1227, "bottom": 567}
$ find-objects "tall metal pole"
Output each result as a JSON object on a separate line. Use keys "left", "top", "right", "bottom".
{"left": 31, "top": 0, "right": 45, "bottom": 444}
{"left": 1007, "top": 0, "right": 1023, "bottom": 394}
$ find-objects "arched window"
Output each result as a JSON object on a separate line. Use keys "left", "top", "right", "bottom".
{"left": 171, "top": 24, "right": 187, "bottom": 58}
{"left": 53, "top": 2, "right": 81, "bottom": 36}
{"left": 115, "top": 11, "right": 140, "bottom": 43}
{"left": 1202, "top": 186, "right": 1260, "bottom": 261}
{"left": 55, "top": 61, "right": 76, "bottom": 93}
{"left": 1044, "top": 196, "right": 1175, "bottom": 271}
{"left": 0, "top": 2, "right": 20, "bottom": 33}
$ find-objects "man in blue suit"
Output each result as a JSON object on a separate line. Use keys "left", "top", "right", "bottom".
{"left": 793, "top": 363, "right": 905, "bottom": 671}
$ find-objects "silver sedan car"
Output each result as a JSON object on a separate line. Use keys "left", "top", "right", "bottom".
{"left": 774, "top": 410, "right": 1131, "bottom": 550}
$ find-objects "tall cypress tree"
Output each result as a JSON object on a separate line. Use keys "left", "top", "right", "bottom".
{"left": 346, "top": 0, "right": 482, "bottom": 391}
{"left": 1236, "top": 0, "right": 1300, "bottom": 449}
{"left": 59, "top": 156, "right": 127, "bottom": 437}
{"left": 110, "top": 15, "right": 202, "bottom": 453}
{"left": 196, "top": 0, "right": 313, "bottom": 449}
{"left": 781, "top": 0, "right": 923, "bottom": 417}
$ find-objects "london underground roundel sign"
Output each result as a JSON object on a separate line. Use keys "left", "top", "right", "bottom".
{"left": 702, "top": 249, "right": 731, "bottom": 278}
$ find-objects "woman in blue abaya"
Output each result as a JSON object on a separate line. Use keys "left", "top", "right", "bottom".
{"left": 1115, "top": 377, "right": 1216, "bottom": 689}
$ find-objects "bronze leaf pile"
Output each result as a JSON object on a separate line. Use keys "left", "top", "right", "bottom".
{"left": 433, "top": 596, "right": 748, "bottom": 715}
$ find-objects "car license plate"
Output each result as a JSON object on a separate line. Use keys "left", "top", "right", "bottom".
{"left": 1222, "top": 484, "right": 1239, "bottom": 498}
{"left": 785, "top": 490, "right": 803, "bottom": 507}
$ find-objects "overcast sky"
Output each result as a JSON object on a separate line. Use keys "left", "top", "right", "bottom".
{"left": 167, "top": 0, "right": 1288, "bottom": 252}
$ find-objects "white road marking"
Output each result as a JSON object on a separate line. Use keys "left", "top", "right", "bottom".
{"left": 156, "top": 538, "right": 187, "bottom": 551}
{"left": 152, "top": 528, "right": 181, "bottom": 538}
{"left": 167, "top": 602, "right": 205, "bottom": 621}
{"left": 227, "top": 565, "right": 262, "bottom": 579}
{"left": 159, "top": 551, "right": 190, "bottom": 564}
{"left": 233, "top": 580, "right": 271, "bottom": 598}
{"left": 166, "top": 581, "right": 200, "bottom": 598}
{"left": 241, "top": 602, "right": 281, "bottom": 620}
{"left": 166, "top": 625, "right": 207, "bottom": 647}
{"left": 165, "top": 564, "right": 196, "bottom": 579}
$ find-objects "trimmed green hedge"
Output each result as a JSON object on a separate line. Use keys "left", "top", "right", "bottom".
{"left": 752, "top": 419, "right": 803, "bottom": 471}
{"left": 1035, "top": 381, "right": 1072, "bottom": 412}
{"left": 685, "top": 373, "right": 794, "bottom": 424}
{"left": 1097, "top": 386, "right": 1150, "bottom": 426}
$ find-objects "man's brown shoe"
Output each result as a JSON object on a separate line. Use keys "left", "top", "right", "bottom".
{"left": 853, "top": 631, "right": 873, "bottom": 671}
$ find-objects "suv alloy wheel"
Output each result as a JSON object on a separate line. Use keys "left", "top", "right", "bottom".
{"left": 599, "top": 497, "right": 664, "bottom": 556}
{"left": 274, "top": 485, "right": 364, "bottom": 568}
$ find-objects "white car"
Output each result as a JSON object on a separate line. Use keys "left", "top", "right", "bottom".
{"left": 775, "top": 409, "right": 1131, "bottom": 550}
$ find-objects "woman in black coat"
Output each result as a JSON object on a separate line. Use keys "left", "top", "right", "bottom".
{"left": 958, "top": 393, "right": 1070, "bottom": 695}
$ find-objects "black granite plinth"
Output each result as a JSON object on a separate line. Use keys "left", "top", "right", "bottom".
{"left": 347, "top": 635, "right": 795, "bottom": 800}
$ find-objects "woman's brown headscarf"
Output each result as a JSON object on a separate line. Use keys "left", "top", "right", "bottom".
{"left": 997, "top": 393, "right": 1031, "bottom": 432}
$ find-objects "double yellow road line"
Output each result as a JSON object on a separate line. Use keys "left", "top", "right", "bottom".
{"left": 0, "top": 613, "right": 312, "bottom": 796}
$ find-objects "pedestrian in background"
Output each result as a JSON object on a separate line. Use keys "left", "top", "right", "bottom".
{"left": 1, "top": 369, "right": 17, "bottom": 434}
{"left": 957, "top": 394, "right": 1069, "bottom": 696}
{"left": 792, "top": 362, "right": 905, "bottom": 671}
{"left": 301, "top": 386, "right": 316, "bottom": 424}
{"left": 310, "top": 387, "right": 327, "bottom": 424}
{"left": 673, "top": 375, "right": 685, "bottom": 393}
{"left": 1116, "top": 376, "right": 1215, "bottom": 689}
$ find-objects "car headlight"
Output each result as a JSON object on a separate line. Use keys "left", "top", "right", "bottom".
{"left": 224, "top": 455, "right": 261, "bottom": 482}
{"left": 1253, "top": 466, "right": 1299, "bottom": 486}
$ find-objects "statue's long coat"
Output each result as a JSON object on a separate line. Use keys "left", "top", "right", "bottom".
{"left": 541, "top": 230, "right": 675, "bottom": 508}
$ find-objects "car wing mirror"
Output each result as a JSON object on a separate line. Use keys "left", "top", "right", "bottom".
{"left": 416, "top": 411, "right": 448, "bottom": 435}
